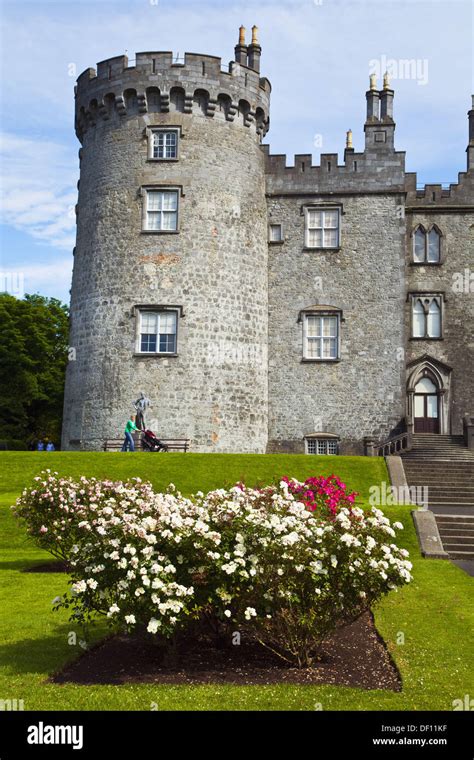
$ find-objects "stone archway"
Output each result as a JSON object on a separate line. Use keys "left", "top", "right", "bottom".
{"left": 406, "top": 355, "right": 452, "bottom": 435}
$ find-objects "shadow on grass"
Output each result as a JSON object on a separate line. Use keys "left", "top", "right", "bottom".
{"left": 0, "top": 559, "right": 68, "bottom": 573}
{"left": 0, "top": 626, "right": 90, "bottom": 676}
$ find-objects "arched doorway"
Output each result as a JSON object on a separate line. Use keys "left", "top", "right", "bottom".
{"left": 414, "top": 376, "right": 439, "bottom": 433}
{"left": 406, "top": 356, "right": 452, "bottom": 436}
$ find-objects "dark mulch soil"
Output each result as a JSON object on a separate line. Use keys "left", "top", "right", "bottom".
{"left": 51, "top": 611, "right": 401, "bottom": 690}
{"left": 23, "top": 561, "right": 70, "bottom": 573}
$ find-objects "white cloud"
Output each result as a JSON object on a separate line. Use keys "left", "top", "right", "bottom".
{"left": 1, "top": 258, "right": 73, "bottom": 302}
{"left": 0, "top": 132, "right": 78, "bottom": 250}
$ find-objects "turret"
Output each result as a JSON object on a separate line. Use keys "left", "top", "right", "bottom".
{"left": 63, "top": 36, "right": 272, "bottom": 453}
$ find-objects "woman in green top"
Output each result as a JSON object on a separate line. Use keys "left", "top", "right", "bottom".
{"left": 121, "top": 415, "right": 139, "bottom": 452}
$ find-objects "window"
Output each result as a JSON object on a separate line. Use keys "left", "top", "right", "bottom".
{"left": 305, "top": 207, "right": 340, "bottom": 249}
{"left": 138, "top": 310, "right": 178, "bottom": 354}
{"left": 304, "top": 314, "right": 339, "bottom": 360}
{"left": 269, "top": 223, "right": 283, "bottom": 243}
{"left": 143, "top": 189, "right": 179, "bottom": 232}
{"left": 411, "top": 296, "right": 442, "bottom": 339}
{"left": 148, "top": 128, "right": 179, "bottom": 160}
{"left": 412, "top": 225, "right": 441, "bottom": 264}
{"left": 306, "top": 438, "right": 339, "bottom": 455}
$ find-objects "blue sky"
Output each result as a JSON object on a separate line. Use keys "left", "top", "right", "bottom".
{"left": 0, "top": 0, "right": 472, "bottom": 304}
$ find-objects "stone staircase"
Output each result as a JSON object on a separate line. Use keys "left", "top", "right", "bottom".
{"left": 402, "top": 434, "right": 474, "bottom": 560}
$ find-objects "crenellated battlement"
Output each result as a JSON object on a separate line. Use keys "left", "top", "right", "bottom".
{"left": 75, "top": 46, "right": 271, "bottom": 143}
{"left": 264, "top": 145, "right": 406, "bottom": 195}
{"left": 405, "top": 150, "right": 474, "bottom": 206}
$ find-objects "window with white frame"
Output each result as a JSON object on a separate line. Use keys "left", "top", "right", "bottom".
{"left": 412, "top": 225, "right": 441, "bottom": 264}
{"left": 143, "top": 189, "right": 179, "bottom": 232}
{"left": 138, "top": 310, "right": 178, "bottom": 354}
{"left": 303, "top": 314, "right": 340, "bottom": 360}
{"left": 269, "top": 223, "right": 283, "bottom": 243}
{"left": 411, "top": 295, "right": 442, "bottom": 339}
{"left": 306, "top": 438, "right": 339, "bottom": 455}
{"left": 305, "top": 207, "right": 340, "bottom": 249}
{"left": 149, "top": 128, "right": 179, "bottom": 160}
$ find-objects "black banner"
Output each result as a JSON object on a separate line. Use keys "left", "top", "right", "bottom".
{"left": 0, "top": 711, "right": 472, "bottom": 757}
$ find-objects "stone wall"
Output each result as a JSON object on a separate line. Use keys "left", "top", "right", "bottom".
{"left": 266, "top": 191, "right": 407, "bottom": 454}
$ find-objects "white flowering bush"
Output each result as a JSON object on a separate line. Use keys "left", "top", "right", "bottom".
{"left": 14, "top": 472, "right": 412, "bottom": 667}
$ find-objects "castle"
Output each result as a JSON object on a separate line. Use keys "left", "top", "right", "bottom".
{"left": 62, "top": 27, "right": 474, "bottom": 454}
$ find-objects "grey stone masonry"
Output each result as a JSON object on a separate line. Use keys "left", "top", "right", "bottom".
{"left": 62, "top": 35, "right": 473, "bottom": 454}
{"left": 63, "top": 45, "right": 271, "bottom": 452}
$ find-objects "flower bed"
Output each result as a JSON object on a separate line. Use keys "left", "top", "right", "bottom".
{"left": 14, "top": 471, "right": 412, "bottom": 668}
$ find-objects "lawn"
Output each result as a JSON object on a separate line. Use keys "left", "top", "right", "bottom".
{"left": 0, "top": 452, "right": 472, "bottom": 711}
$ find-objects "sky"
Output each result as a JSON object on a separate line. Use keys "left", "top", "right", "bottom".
{"left": 0, "top": 0, "right": 473, "bottom": 305}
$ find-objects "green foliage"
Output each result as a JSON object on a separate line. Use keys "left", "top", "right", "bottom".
{"left": 0, "top": 439, "right": 28, "bottom": 451}
{"left": 0, "top": 293, "right": 69, "bottom": 447}
{"left": 13, "top": 472, "right": 412, "bottom": 668}
{"left": 0, "top": 454, "right": 473, "bottom": 709}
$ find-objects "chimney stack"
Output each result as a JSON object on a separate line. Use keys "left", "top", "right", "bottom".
{"left": 234, "top": 26, "right": 248, "bottom": 66}
{"left": 247, "top": 25, "right": 262, "bottom": 72}
{"left": 380, "top": 71, "right": 394, "bottom": 121}
{"left": 366, "top": 74, "right": 380, "bottom": 121}
{"left": 467, "top": 95, "right": 474, "bottom": 170}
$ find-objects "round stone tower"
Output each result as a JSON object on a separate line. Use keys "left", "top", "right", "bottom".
{"left": 62, "top": 28, "right": 271, "bottom": 452}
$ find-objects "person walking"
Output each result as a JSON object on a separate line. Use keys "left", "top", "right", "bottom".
{"left": 122, "top": 414, "right": 139, "bottom": 452}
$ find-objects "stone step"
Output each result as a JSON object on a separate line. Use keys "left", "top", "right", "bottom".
{"left": 411, "top": 443, "right": 468, "bottom": 448}
{"left": 403, "top": 460, "right": 474, "bottom": 477}
{"left": 405, "top": 479, "right": 474, "bottom": 486}
{"left": 426, "top": 497, "right": 474, "bottom": 502}
{"left": 412, "top": 434, "right": 464, "bottom": 439}
{"left": 403, "top": 455, "right": 474, "bottom": 461}
{"left": 404, "top": 473, "right": 474, "bottom": 477}
{"left": 412, "top": 436, "right": 464, "bottom": 441}
{"left": 439, "top": 536, "right": 474, "bottom": 547}
{"left": 444, "top": 549, "right": 474, "bottom": 559}
{"left": 403, "top": 455, "right": 474, "bottom": 460}
{"left": 429, "top": 501, "right": 474, "bottom": 508}
{"left": 408, "top": 452, "right": 473, "bottom": 457}
{"left": 427, "top": 490, "right": 474, "bottom": 495}
{"left": 430, "top": 506, "right": 474, "bottom": 516}
{"left": 436, "top": 516, "right": 474, "bottom": 524}
{"left": 406, "top": 484, "right": 474, "bottom": 490}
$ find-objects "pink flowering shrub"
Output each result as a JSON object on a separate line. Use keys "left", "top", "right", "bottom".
{"left": 13, "top": 472, "right": 412, "bottom": 667}
{"left": 282, "top": 475, "right": 357, "bottom": 516}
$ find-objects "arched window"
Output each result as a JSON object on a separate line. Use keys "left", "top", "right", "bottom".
{"left": 193, "top": 89, "right": 209, "bottom": 115}
{"left": 123, "top": 89, "right": 138, "bottom": 115}
{"left": 170, "top": 87, "right": 185, "bottom": 112}
{"left": 427, "top": 299, "right": 441, "bottom": 338}
{"left": 146, "top": 87, "right": 161, "bottom": 113}
{"left": 412, "top": 299, "right": 425, "bottom": 337}
{"left": 411, "top": 295, "right": 442, "bottom": 339}
{"left": 413, "top": 227, "right": 426, "bottom": 263}
{"left": 412, "top": 225, "right": 441, "bottom": 263}
{"left": 427, "top": 228, "right": 441, "bottom": 263}
{"left": 217, "top": 94, "right": 231, "bottom": 120}
{"left": 415, "top": 377, "right": 437, "bottom": 394}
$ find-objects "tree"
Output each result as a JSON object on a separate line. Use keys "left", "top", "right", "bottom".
{"left": 0, "top": 293, "right": 69, "bottom": 447}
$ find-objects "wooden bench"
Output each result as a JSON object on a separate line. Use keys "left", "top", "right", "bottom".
{"left": 104, "top": 437, "right": 190, "bottom": 452}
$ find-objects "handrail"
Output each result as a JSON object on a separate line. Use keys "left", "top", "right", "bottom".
{"left": 364, "top": 429, "right": 413, "bottom": 457}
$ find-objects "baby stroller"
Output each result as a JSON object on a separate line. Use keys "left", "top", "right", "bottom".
{"left": 141, "top": 429, "right": 168, "bottom": 452}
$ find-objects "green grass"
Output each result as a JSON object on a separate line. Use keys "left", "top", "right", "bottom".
{"left": 0, "top": 451, "right": 387, "bottom": 502}
{"left": 0, "top": 452, "right": 472, "bottom": 711}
